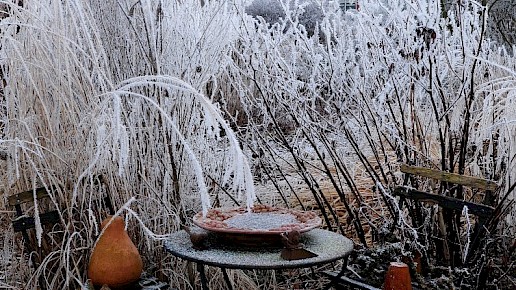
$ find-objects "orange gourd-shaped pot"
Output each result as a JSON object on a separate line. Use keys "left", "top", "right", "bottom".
{"left": 383, "top": 262, "right": 412, "bottom": 290}
{"left": 88, "top": 216, "right": 143, "bottom": 288}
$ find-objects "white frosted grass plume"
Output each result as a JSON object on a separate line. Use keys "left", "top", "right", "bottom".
{"left": 112, "top": 75, "right": 256, "bottom": 215}
{"left": 471, "top": 57, "right": 516, "bottom": 200}
{"left": 111, "top": 94, "right": 130, "bottom": 175}
{"left": 462, "top": 205, "right": 471, "bottom": 264}
{"left": 118, "top": 125, "right": 129, "bottom": 176}
{"left": 31, "top": 179, "right": 43, "bottom": 247}
{"left": 110, "top": 88, "right": 210, "bottom": 213}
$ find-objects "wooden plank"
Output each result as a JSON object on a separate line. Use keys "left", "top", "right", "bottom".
{"left": 322, "top": 271, "right": 380, "bottom": 290}
{"left": 12, "top": 210, "right": 60, "bottom": 232}
{"left": 393, "top": 186, "right": 495, "bottom": 218}
{"left": 8, "top": 187, "right": 50, "bottom": 207}
{"left": 400, "top": 164, "right": 498, "bottom": 191}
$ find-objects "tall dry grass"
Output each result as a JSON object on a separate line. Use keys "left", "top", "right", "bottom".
{"left": 0, "top": 0, "right": 255, "bottom": 289}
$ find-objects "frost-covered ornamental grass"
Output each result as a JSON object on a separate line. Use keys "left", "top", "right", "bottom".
{"left": 0, "top": 0, "right": 515, "bottom": 289}
{"left": 0, "top": 1, "right": 255, "bottom": 289}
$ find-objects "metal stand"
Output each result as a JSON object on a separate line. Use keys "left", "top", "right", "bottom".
{"left": 221, "top": 268, "right": 234, "bottom": 290}
{"left": 165, "top": 229, "right": 353, "bottom": 290}
{"left": 197, "top": 263, "right": 209, "bottom": 290}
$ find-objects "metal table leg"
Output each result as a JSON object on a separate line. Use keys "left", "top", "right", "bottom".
{"left": 197, "top": 263, "right": 209, "bottom": 290}
{"left": 221, "top": 268, "right": 234, "bottom": 290}
{"left": 196, "top": 264, "right": 233, "bottom": 290}
{"left": 323, "top": 257, "right": 348, "bottom": 290}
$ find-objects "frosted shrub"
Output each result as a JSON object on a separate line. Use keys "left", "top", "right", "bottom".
{"left": 245, "top": 0, "right": 327, "bottom": 37}
{"left": 245, "top": 0, "right": 286, "bottom": 24}
{"left": 220, "top": 0, "right": 516, "bottom": 287}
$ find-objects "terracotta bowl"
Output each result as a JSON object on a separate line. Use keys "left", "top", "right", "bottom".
{"left": 192, "top": 205, "right": 322, "bottom": 248}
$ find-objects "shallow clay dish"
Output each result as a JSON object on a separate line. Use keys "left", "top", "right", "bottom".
{"left": 192, "top": 204, "right": 322, "bottom": 235}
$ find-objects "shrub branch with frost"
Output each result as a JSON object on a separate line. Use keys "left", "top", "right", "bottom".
{"left": 220, "top": 0, "right": 516, "bottom": 287}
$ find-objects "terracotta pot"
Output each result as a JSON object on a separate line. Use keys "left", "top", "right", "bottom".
{"left": 88, "top": 216, "right": 143, "bottom": 288}
{"left": 383, "top": 261, "right": 412, "bottom": 290}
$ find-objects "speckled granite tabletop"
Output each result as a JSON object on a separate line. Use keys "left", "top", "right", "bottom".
{"left": 164, "top": 228, "right": 353, "bottom": 269}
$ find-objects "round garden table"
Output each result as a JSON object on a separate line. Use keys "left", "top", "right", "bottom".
{"left": 164, "top": 228, "right": 353, "bottom": 290}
